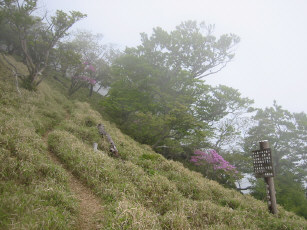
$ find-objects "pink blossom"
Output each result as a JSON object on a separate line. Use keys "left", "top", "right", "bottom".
{"left": 89, "top": 79, "right": 96, "bottom": 85}
{"left": 190, "top": 149, "right": 237, "bottom": 173}
{"left": 83, "top": 62, "right": 96, "bottom": 73}
{"left": 87, "top": 65, "right": 96, "bottom": 72}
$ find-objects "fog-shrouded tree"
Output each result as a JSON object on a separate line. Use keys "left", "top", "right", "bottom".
{"left": 49, "top": 41, "right": 82, "bottom": 80}
{"left": 103, "top": 54, "right": 205, "bottom": 159}
{"left": 69, "top": 31, "right": 121, "bottom": 86}
{"left": 126, "top": 20, "right": 240, "bottom": 79}
{"left": 244, "top": 101, "right": 307, "bottom": 179}
{"left": 194, "top": 85, "right": 254, "bottom": 150}
{"left": 103, "top": 21, "right": 253, "bottom": 166}
{"left": 49, "top": 30, "right": 121, "bottom": 96}
{"left": 0, "top": 7, "right": 21, "bottom": 54}
{"left": 242, "top": 102, "right": 307, "bottom": 218}
{"left": 1, "top": 0, "right": 86, "bottom": 90}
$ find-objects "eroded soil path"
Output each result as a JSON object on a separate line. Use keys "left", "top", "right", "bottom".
{"left": 43, "top": 130, "right": 104, "bottom": 230}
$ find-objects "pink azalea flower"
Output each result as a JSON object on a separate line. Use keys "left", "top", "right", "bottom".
{"left": 190, "top": 149, "right": 237, "bottom": 173}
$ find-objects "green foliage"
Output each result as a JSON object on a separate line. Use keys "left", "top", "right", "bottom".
{"left": 103, "top": 54, "right": 254, "bottom": 188}
{"left": 2, "top": 0, "right": 86, "bottom": 89}
{"left": 194, "top": 84, "right": 254, "bottom": 151}
{"left": 103, "top": 54, "right": 203, "bottom": 155}
{"left": 49, "top": 41, "right": 82, "bottom": 79}
{"left": 99, "top": 22, "right": 255, "bottom": 190}
{"left": 47, "top": 30, "right": 121, "bottom": 97}
{"left": 127, "top": 20, "right": 240, "bottom": 79}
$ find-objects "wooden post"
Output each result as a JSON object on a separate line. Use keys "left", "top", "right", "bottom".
{"left": 259, "top": 140, "right": 278, "bottom": 215}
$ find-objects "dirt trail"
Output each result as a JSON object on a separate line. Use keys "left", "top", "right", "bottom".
{"left": 43, "top": 131, "right": 104, "bottom": 230}
{"left": 68, "top": 170, "right": 104, "bottom": 230}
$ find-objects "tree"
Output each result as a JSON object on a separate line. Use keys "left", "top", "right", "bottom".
{"left": 50, "top": 31, "right": 121, "bottom": 95}
{"left": 68, "top": 31, "right": 121, "bottom": 89}
{"left": 2, "top": 0, "right": 86, "bottom": 90}
{"left": 48, "top": 31, "right": 121, "bottom": 97}
{"left": 103, "top": 55, "right": 204, "bottom": 158}
{"left": 242, "top": 102, "right": 307, "bottom": 218}
{"left": 0, "top": 7, "right": 21, "bottom": 54}
{"left": 293, "top": 112, "right": 307, "bottom": 173}
{"left": 68, "top": 61, "right": 96, "bottom": 96}
{"left": 103, "top": 22, "right": 251, "bottom": 163}
{"left": 49, "top": 41, "right": 82, "bottom": 80}
{"left": 126, "top": 20, "right": 240, "bottom": 79}
{"left": 103, "top": 22, "right": 252, "bottom": 188}
{"left": 244, "top": 102, "right": 307, "bottom": 180}
{"left": 194, "top": 85, "right": 254, "bottom": 151}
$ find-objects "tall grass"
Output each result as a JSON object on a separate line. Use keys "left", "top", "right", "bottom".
{"left": 48, "top": 102, "right": 307, "bottom": 229}
{"left": 1, "top": 56, "right": 307, "bottom": 229}
{"left": 0, "top": 58, "right": 78, "bottom": 229}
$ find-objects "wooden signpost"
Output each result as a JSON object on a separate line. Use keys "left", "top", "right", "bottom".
{"left": 252, "top": 140, "right": 278, "bottom": 214}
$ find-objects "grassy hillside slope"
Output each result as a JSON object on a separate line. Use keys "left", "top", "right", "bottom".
{"left": 0, "top": 56, "right": 307, "bottom": 229}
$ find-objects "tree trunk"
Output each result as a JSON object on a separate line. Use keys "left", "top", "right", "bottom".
{"left": 89, "top": 85, "right": 93, "bottom": 97}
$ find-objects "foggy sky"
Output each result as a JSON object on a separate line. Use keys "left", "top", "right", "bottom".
{"left": 42, "top": 0, "right": 307, "bottom": 113}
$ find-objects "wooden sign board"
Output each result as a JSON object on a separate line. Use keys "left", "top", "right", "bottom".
{"left": 252, "top": 148, "right": 274, "bottom": 178}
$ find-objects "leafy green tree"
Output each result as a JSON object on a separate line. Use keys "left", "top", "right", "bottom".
{"left": 293, "top": 112, "right": 307, "bottom": 173}
{"left": 103, "top": 22, "right": 255, "bottom": 189}
{"left": 2, "top": 0, "right": 86, "bottom": 90}
{"left": 103, "top": 55, "right": 204, "bottom": 158}
{"left": 126, "top": 20, "right": 240, "bottom": 79}
{"left": 103, "top": 22, "right": 252, "bottom": 163}
{"left": 48, "top": 31, "right": 121, "bottom": 97}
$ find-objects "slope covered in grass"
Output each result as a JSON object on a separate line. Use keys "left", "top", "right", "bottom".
{"left": 0, "top": 56, "right": 307, "bottom": 229}
{"left": 0, "top": 56, "right": 78, "bottom": 229}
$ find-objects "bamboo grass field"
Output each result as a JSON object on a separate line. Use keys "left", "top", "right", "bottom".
{"left": 1, "top": 56, "right": 306, "bottom": 229}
